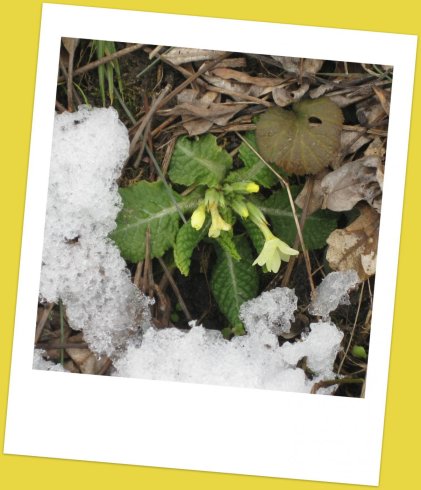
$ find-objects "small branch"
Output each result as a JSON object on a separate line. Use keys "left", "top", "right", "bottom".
{"left": 311, "top": 377, "right": 364, "bottom": 395}
{"left": 35, "top": 303, "right": 55, "bottom": 344}
{"left": 129, "top": 84, "right": 172, "bottom": 155}
{"left": 281, "top": 176, "right": 315, "bottom": 291}
{"left": 338, "top": 281, "right": 366, "bottom": 374}
{"left": 158, "top": 257, "right": 193, "bottom": 322}
{"left": 57, "top": 43, "right": 144, "bottom": 83}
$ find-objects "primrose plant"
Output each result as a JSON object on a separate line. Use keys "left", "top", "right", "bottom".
{"left": 111, "top": 133, "right": 337, "bottom": 331}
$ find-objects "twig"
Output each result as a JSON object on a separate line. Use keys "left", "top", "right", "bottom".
{"left": 35, "top": 342, "right": 90, "bottom": 350}
{"left": 35, "top": 303, "right": 55, "bottom": 344}
{"left": 338, "top": 281, "right": 365, "bottom": 374}
{"left": 235, "top": 131, "right": 315, "bottom": 294}
{"left": 129, "top": 84, "right": 172, "bottom": 155}
{"left": 59, "top": 58, "right": 82, "bottom": 110}
{"left": 158, "top": 257, "right": 192, "bottom": 321}
{"left": 311, "top": 377, "right": 364, "bottom": 395}
{"left": 157, "top": 52, "right": 230, "bottom": 113}
{"left": 281, "top": 176, "right": 315, "bottom": 291}
{"left": 57, "top": 43, "right": 144, "bottom": 83}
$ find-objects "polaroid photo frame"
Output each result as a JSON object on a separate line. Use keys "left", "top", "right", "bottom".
{"left": 4, "top": 3, "right": 416, "bottom": 486}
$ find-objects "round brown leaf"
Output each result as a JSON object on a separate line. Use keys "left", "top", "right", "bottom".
{"left": 256, "top": 97, "right": 343, "bottom": 175}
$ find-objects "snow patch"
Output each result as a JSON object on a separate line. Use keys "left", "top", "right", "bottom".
{"left": 114, "top": 288, "right": 344, "bottom": 393}
{"left": 39, "top": 106, "right": 150, "bottom": 357}
{"left": 33, "top": 350, "right": 67, "bottom": 372}
{"left": 309, "top": 270, "right": 359, "bottom": 319}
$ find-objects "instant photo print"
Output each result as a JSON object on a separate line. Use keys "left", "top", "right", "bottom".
{"left": 4, "top": 3, "right": 417, "bottom": 486}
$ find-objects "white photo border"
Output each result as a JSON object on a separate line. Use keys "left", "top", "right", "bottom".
{"left": 4, "top": 3, "right": 417, "bottom": 486}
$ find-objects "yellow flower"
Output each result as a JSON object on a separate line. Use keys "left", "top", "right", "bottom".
{"left": 191, "top": 203, "right": 207, "bottom": 230}
{"left": 230, "top": 196, "right": 249, "bottom": 219}
{"left": 208, "top": 202, "right": 231, "bottom": 238}
{"left": 253, "top": 236, "right": 299, "bottom": 273}
{"left": 245, "top": 182, "right": 260, "bottom": 193}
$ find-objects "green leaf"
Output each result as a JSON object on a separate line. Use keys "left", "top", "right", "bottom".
{"left": 255, "top": 186, "right": 338, "bottom": 250}
{"left": 210, "top": 236, "right": 259, "bottom": 327}
{"left": 111, "top": 181, "right": 199, "bottom": 262}
{"left": 242, "top": 218, "right": 265, "bottom": 254}
{"left": 225, "top": 132, "right": 278, "bottom": 188}
{"left": 174, "top": 217, "right": 210, "bottom": 276}
{"left": 215, "top": 231, "right": 241, "bottom": 261}
{"left": 169, "top": 134, "right": 232, "bottom": 187}
{"left": 256, "top": 97, "right": 343, "bottom": 175}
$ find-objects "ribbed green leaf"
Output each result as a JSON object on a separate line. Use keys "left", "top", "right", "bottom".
{"left": 225, "top": 132, "right": 278, "bottom": 188}
{"left": 210, "top": 236, "right": 259, "bottom": 327}
{"left": 243, "top": 218, "right": 265, "bottom": 254}
{"left": 215, "top": 231, "right": 241, "bottom": 261}
{"left": 255, "top": 186, "right": 338, "bottom": 250}
{"left": 169, "top": 134, "right": 232, "bottom": 186}
{"left": 174, "top": 218, "right": 210, "bottom": 276}
{"left": 111, "top": 181, "right": 199, "bottom": 262}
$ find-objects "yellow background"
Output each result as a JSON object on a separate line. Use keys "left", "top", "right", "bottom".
{"left": 1, "top": 1, "right": 418, "bottom": 488}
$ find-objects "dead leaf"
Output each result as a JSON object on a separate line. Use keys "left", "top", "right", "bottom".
{"left": 326, "top": 204, "right": 379, "bottom": 280}
{"left": 272, "top": 83, "right": 309, "bottom": 107}
{"left": 211, "top": 67, "right": 283, "bottom": 87}
{"left": 162, "top": 48, "right": 227, "bottom": 65}
{"left": 161, "top": 88, "right": 247, "bottom": 135}
{"left": 66, "top": 334, "right": 110, "bottom": 374}
{"left": 340, "top": 130, "right": 372, "bottom": 157}
{"left": 364, "top": 136, "right": 386, "bottom": 159}
{"left": 320, "top": 155, "right": 382, "bottom": 211}
{"left": 372, "top": 86, "right": 390, "bottom": 115}
{"left": 356, "top": 99, "right": 384, "bottom": 126}
{"left": 62, "top": 37, "right": 79, "bottom": 55}
{"left": 271, "top": 57, "right": 324, "bottom": 76}
{"left": 295, "top": 169, "right": 329, "bottom": 215}
{"left": 256, "top": 97, "right": 343, "bottom": 175}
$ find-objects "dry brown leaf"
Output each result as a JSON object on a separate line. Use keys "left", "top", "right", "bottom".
{"left": 211, "top": 68, "right": 283, "bottom": 87}
{"left": 340, "top": 130, "right": 372, "bottom": 156}
{"left": 295, "top": 169, "right": 329, "bottom": 215}
{"left": 202, "top": 73, "right": 273, "bottom": 100}
{"left": 62, "top": 37, "right": 79, "bottom": 55}
{"left": 162, "top": 48, "right": 227, "bottom": 65}
{"left": 364, "top": 136, "right": 386, "bottom": 159}
{"left": 272, "top": 56, "right": 324, "bottom": 75}
{"left": 66, "top": 334, "right": 109, "bottom": 374}
{"left": 372, "top": 86, "right": 390, "bottom": 115}
{"left": 161, "top": 88, "right": 247, "bottom": 135}
{"left": 320, "top": 156, "right": 383, "bottom": 211}
{"left": 272, "top": 83, "right": 309, "bottom": 107}
{"left": 326, "top": 204, "right": 379, "bottom": 280}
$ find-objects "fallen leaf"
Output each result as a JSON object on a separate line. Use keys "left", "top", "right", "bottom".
{"left": 272, "top": 82, "right": 309, "bottom": 107}
{"left": 326, "top": 204, "right": 379, "bottom": 280}
{"left": 295, "top": 169, "right": 329, "bottom": 215}
{"left": 211, "top": 67, "right": 283, "bottom": 87}
{"left": 256, "top": 97, "right": 343, "bottom": 175}
{"left": 161, "top": 88, "right": 247, "bottom": 135}
{"left": 66, "top": 334, "right": 110, "bottom": 374}
{"left": 372, "top": 86, "right": 390, "bottom": 115}
{"left": 162, "top": 48, "right": 227, "bottom": 65}
{"left": 320, "top": 155, "right": 382, "bottom": 211}
{"left": 340, "top": 130, "right": 372, "bottom": 157}
{"left": 62, "top": 37, "right": 79, "bottom": 55}
{"left": 271, "top": 57, "right": 324, "bottom": 75}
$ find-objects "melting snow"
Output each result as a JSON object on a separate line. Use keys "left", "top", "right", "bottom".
{"left": 114, "top": 288, "right": 344, "bottom": 394}
{"left": 39, "top": 106, "right": 150, "bottom": 357}
{"left": 309, "top": 270, "right": 360, "bottom": 319}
